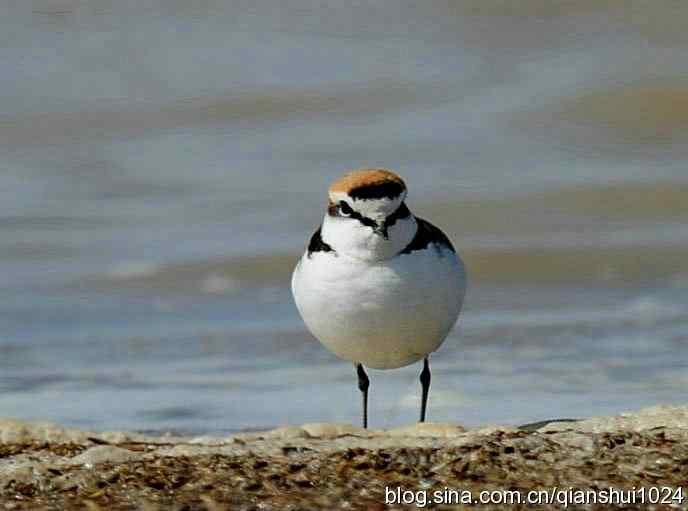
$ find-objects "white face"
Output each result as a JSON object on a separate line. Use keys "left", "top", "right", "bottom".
{"left": 329, "top": 191, "right": 405, "bottom": 223}
{"left": 321, "top": 190, "right": 418, "bottom": 261}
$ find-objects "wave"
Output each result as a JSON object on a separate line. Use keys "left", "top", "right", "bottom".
{"left": 79, "top": 180, "right": 688, "bottom": 292}
{"left": 422, "top": 181, "right": 688, "bottom": 233}
{"left": 85, "top": 242, "right": 688, "bottom": 294}
{"left": 518, "top": 81, "right": 688, "bottom": 149}
{"left": 0, "top": 81, "right": 423, "bottom": 147}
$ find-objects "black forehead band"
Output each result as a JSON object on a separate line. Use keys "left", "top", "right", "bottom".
{"left": 348, "top": 181, "right": 405, "bottom": 200}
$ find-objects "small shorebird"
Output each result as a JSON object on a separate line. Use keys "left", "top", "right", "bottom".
{"left": 292, "top": 168, "right": 467, "bottom": 428}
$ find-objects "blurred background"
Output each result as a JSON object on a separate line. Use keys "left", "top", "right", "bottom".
{"left": 1, "top": 1, "right": 687, "bottom": 434}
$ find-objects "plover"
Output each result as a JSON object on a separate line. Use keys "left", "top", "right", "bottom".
{"left": 291, "top": 168, "right": 466, "bottom": 428}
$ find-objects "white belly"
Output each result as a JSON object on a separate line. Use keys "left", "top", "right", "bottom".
{"left": 291, "top": 246, "right": 466, "bottom": 369}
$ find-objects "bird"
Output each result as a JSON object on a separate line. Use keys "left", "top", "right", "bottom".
{"left": 291, "top": 168, "right": 467, "bottom": 428}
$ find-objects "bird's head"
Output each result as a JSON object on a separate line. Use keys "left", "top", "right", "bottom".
{"left": 321, "top": 168, "right": 417, "bottom": 261}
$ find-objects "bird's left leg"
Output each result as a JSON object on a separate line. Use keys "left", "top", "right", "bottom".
{"left": 356, "top": 363, "right": 370, "bottom": 429}
{"left": 419, "top": 357, "right": 431, "bottom": 422}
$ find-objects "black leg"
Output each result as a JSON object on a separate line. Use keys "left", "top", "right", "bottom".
{"left": 419, "top": 357, "right": 431, "bottom": 423}
{"left": 356, "top": 363, "right": 369, "bottom": 429}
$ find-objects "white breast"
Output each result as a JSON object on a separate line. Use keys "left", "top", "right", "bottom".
{"left": 291, "top": 241, "right": 466, "bottom": 369}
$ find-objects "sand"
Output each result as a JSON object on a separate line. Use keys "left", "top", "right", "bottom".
{"left": 1, "top": 405, "right": 687, "bottom": 510}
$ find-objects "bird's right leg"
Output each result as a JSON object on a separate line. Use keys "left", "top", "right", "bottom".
{"left": 419, "top": 357, "right": 431, "bottom": 423}
{"left": 356, "top": 363, "right": 370, "bottom": 429}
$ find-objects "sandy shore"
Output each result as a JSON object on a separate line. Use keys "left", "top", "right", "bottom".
{"left": 1, "top": 405, "right": 687, "bottom": 510}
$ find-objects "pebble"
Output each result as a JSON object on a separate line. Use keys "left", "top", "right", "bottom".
{"left": 0, "top": 419, "right": 89, "bottom": 444}
{"left": 387, "top": 422, "right": 467, "bottom": 437}
{"left": 539, "top": 405, "right": 688, "bottom": 434}
{"left": 300, "top": 423, "right": 370, "bottom": 438}
{"left": 69, "top": 446, "right": 141, "bottom": 467}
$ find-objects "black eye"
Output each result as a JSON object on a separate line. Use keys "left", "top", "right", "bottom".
{"left": 339, "top": 201, "right": 354, "bottom": 217}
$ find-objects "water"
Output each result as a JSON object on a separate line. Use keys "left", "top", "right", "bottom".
{"left": 2, "top": 1, "right": 688, "bottom": 434}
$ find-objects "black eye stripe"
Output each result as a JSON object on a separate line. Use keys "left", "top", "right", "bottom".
{"left": 326, "top": 201, "right": 411, "bottom": 238}
{"left": 339, "top": 201, "right": 354, "bottom": 216}
{"left": 356, "top": 214, "right": 378, "bottom": 230}
{"left": 342, "top": 205, "right": 376, "bottom": 228}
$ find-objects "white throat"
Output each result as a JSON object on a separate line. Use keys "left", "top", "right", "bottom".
{"left": 321, "top": 209, "right": 418, "bottom": 262}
